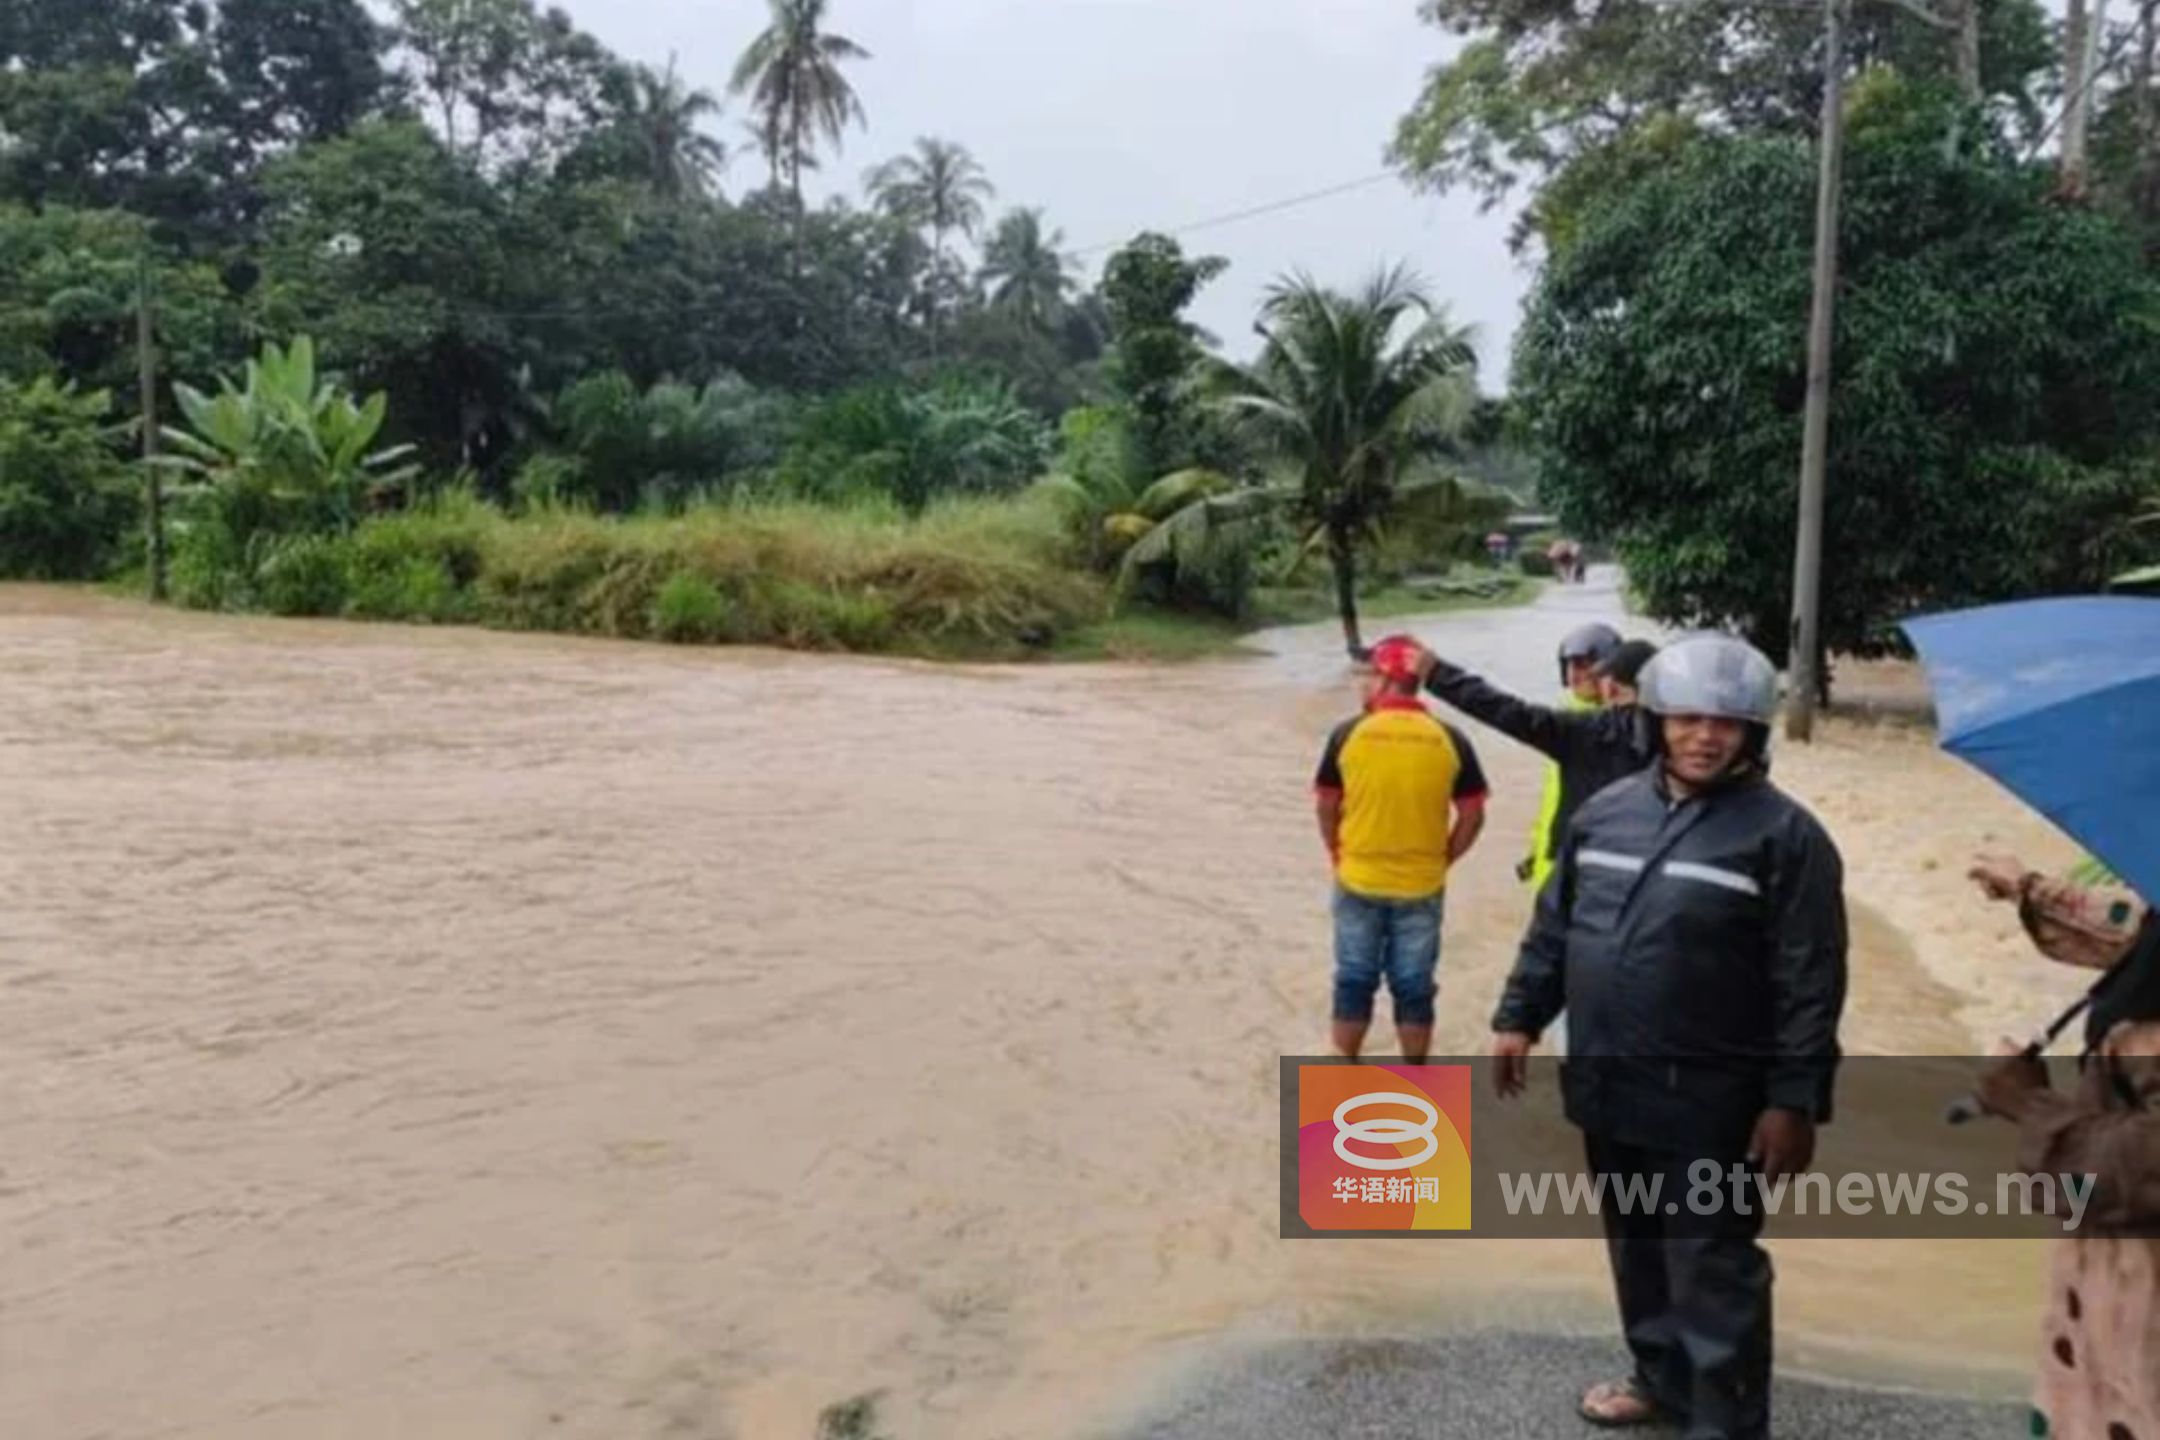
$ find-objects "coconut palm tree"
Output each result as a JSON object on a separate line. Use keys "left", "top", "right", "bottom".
{"left": 866, "top": 137, "right": 994, "bottom": 255}
{"left": 625, "top": 55, "right": 729, "bottom": 199}
{"left": 980, "top": 208, "right": 1075, "bottom": 330}
{"left": 867, "top": 137, "right": 995, "bottom": 351}
{"left": 729, "top": 0, "right": 870, "bottom": 209}
{"left": 1129, "top": 266, "right": 1478, "bottom": 656}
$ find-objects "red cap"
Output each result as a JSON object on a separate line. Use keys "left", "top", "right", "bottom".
{"left": 1368, "top": 634, "right": 1423, "bottom": 684}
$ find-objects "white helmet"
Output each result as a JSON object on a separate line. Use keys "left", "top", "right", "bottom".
{"left": 1636, "top": 634, "right": 1780, "bottom": 726}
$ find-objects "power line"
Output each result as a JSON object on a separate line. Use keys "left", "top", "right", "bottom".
{"left": 1069, "top": 171, "right": 1402, "bottom": 259}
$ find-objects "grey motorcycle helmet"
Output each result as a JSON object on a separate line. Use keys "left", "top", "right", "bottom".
{"left": 1635, "top": 633, "right": 1781, "bottom": 763}
{"left": 1557, "top": 621, "right": 1623, "bottom": 687}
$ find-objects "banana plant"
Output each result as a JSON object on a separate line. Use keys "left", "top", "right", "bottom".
{"left": 160, "top": 336, "right": 420, "bottom": 538}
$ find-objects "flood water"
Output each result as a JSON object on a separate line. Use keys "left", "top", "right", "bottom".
{"left": 0, "top": 578, "right": 2056, "bottom": 1439}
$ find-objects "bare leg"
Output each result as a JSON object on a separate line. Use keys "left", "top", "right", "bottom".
{"left": 1396, "top": 1023, "right": 1432, "bottom": 1064}
{"left": 1331, "top": 1018, "right": 1369, "bottom": 1059}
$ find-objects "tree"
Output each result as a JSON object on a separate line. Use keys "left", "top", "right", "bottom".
{"left": 866, "top": 137, "right": 994, "bottom": 351}
{"left": 618, "top": 56, "right": 729, "bottom": 199}
{"left": 1205, "top": 267, "right": 1479, "bottom": 654}
{"left": 1513, "top": 90, "right": 2160, "bottom": 670}
{"left": 253, "top": 118, "right": 527, "bottom": 469}
{"left": 0, "top": 377, "right": 135, "bottom": 580}
{"left": 0, "top": 0, "right": 391, "bottom": 244}
{"left": 1388, "top": 0, "right": 2052, "bottom": 248}
{"left": 980, "top": 208, "right": 1075, "bottom": 330}
{"left": 942, "top": 301, "right": 1106, "bottom": 417}
{"left": 729, "top": 0, "right": 870, "bottom": 209}
{"left": 1099, "top": 231, "right": 1229, "bottom": 475}
{"left": 213, "top": 0, "right": 392, "bottom": 149}
{"left": 389, "top": 0, "right": 628, "bottom": 175}
{"left": 0, "top": 204, "right": 236, "bottom": 405}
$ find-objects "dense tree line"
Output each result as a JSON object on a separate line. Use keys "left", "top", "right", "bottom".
{"left": 0, "top": 0, "right": 1122, "bottom": 482}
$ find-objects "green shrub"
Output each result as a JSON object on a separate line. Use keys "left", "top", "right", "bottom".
{"left": 471, "top": 513, "right": 622, "bottom": 631}
{"left": 168, "top": 519, "right": 243, "bottom": 610}
{"left": 651, "top": 570, "right": 728, "bottom": 642}
{"left": 347, "top": 554, "right": 462, "bottom": 622}
{"left": 347, "top": 494, "right": 489, "bottom": 585}
{"left": 580, "top": 543, "right": 678, "bottom": 639}
{"left": 552, "top": 370, "right": 780, "bottom": 512}
{"left": 756, "top": 580, "right": 896, "bottom": 651}
{"left": 510, "top": 453, "right": 586, "bottom": 512}
{"left": 255, "top": 533, "right": 350, "bottom": 616}
{"left": 0, "top": 377, "right": 134, "bottom": 579}
{"left": 774, "top": 378, "right": 1053, "bottom": 513}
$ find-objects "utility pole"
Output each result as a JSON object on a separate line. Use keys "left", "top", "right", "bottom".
{"left": 136, "top": 252, "right": 166, "bottom": 602}
{"left": 1787, "top": 0, "right": 1847, "bottom": 742}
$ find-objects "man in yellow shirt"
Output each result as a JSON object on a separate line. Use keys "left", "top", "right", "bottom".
{"left": 1313, "top": 635, "right": 1489, "bottom": 1062}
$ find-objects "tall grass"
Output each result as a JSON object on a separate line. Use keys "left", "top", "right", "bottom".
{"left": 172, "top": 488, "right": 1107, "bottom": 659}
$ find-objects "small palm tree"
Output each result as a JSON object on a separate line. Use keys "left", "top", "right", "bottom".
{"left": 1133, "top": 267, "right": 1478, "bottom": 655}
{"left": 626, "top": 55, "right": 729, "bottom": 199}
{"left": 867, "top": 137, "right": 995, "bottom": 351}
{"left": 980, "top": 208, "right": 1075, "bottom": 330}
{"left": 729, "top": 0, "right": 870, "bottom": 209}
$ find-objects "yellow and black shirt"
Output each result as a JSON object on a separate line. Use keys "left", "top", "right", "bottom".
{"left": 1315, "top": 696, "right": 1489, "bottom": 902}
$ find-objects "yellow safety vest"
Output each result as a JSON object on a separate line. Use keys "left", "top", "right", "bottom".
{"left": 1525, "top": 690, "right": 1602, "bottom": 891}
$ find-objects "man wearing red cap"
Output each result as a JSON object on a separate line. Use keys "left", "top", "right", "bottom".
{"left": 1313, "top": 635, "right": 1490, "bottom": 1062}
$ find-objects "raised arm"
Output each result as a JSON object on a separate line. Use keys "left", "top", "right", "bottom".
{"left": 1410, "top": 645, "right": 1576, "bottom": 760}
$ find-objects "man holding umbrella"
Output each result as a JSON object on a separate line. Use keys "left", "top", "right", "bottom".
{"left": 1489, "top": 634, "right": 1849, "bottom": 1437}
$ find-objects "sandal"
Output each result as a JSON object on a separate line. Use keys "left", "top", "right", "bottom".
{"left": 1579, "top": 1376, "right": 1663, "bottom": 1428}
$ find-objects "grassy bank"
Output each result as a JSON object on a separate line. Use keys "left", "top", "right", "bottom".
{"left": 169, "top": 491, "right": 1103, "bottom": 660}
{"left": 155, "top": 491, "right": 1538, "bottom": 663}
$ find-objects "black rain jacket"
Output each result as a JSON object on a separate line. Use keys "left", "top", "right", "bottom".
{"left": 1494, "top": 766, "right": 1850, "bottom": 1153}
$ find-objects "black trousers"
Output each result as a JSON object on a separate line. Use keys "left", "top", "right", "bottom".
{"left": 1584, "top": 1133, "right": 1774, "bottom": 1440}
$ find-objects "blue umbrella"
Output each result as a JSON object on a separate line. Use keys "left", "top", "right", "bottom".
{"left": 1900, "top": 596, "right": 2160, "bottom": 906}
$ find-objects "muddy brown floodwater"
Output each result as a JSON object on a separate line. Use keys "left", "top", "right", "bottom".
{"left": 0, "top": 577, "right": 2082, "bottom": 1439}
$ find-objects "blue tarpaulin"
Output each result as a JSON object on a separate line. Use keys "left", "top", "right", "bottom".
{"left": 1901, "top": 596, "right": 2160, "bottom": 906}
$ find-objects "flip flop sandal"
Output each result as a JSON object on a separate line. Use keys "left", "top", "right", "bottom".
{"left": 1579, "top": 1377, "right": 1664, "bottom": 1429}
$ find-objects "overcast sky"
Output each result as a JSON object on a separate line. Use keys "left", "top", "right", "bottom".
{"left": 549, "top": 0, "right": 1527, "bottom": 388}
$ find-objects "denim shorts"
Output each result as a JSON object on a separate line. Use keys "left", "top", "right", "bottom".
{"left": 1332, "top": 885, "right": 1444, "bottom": 1026}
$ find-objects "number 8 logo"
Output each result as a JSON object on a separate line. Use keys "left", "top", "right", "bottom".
{"left": 1333, "top": 1091, "right": 1441, "bottom": 1171}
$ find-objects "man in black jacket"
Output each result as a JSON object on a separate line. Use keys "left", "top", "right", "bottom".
{"left": 1408, "top": 636, "right": 1659, "bottom": 891}
{"left": 1489, "top": 635, "right": 1849, "bottom": 1439}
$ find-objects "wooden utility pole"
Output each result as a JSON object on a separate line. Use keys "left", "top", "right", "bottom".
{"left": 136, "top": 253, "right": 166, "bottom": 602}
{"left": 1787, "top": 0, "right": 1847, "bottom": 742}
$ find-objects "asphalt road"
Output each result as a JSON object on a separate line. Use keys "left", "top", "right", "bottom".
{"left": 1115, "top": 1330, "right": 2028, "bottom": 1439}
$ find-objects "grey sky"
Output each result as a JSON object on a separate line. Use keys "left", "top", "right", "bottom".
{"left": 549, "top": 0, "right": 1526, "bottom": 388}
